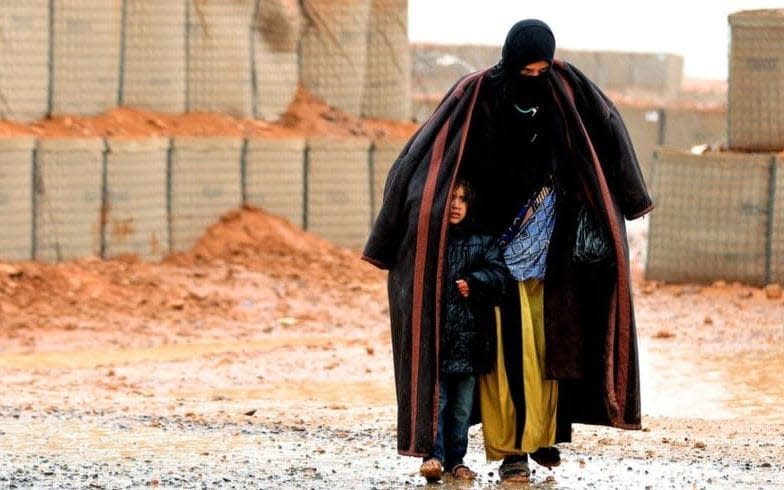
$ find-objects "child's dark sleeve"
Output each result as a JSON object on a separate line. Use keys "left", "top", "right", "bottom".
{"left": 464, "top": 237, "right": 508, "bottom": 304}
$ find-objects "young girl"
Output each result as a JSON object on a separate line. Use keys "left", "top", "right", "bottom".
{"left": 419, "top": 179, "right": 507, "bottom": 482}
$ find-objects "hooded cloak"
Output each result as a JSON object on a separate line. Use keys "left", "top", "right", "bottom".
{"left": 363, "top": 35, "right": 653, "bottom": 457}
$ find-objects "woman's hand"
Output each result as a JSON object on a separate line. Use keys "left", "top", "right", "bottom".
{"left": 456, "top": 279, "right": 470, "bottom": 298}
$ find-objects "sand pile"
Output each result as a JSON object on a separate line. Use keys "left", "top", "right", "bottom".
{"left": 0, "top": 87, "right": 418, "bottom": 140}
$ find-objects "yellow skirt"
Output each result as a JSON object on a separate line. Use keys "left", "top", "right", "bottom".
{"left": 479, "top": 280, "right": 558, "bottom": 460}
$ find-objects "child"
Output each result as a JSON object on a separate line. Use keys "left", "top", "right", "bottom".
{"left": 419, "top": 179, "right": 507, "bottom": 482}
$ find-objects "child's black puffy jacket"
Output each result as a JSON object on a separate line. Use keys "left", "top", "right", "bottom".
{"left": 441, "top": 225, "right": 507, "bottom": 375}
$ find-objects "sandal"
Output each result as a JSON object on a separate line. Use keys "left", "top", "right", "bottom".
{"left": 530, "top": 446, "right": 561, "bottom": 468}
{"left": 499, "top": 458, "right": 530, "bottom": 482}
{"left": 451, "top": 464, "right": 476, "bottom": 480}
{"left": 419, "top": 458, "right": 443, "bottom": 483}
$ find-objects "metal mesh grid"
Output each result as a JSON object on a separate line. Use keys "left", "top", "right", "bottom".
{"left": 169, "top": 137, "right": 242, "bottom": 252}
{"left": 370, "top": 138, "right": 405, "bottom": 218}
{"left": 0, "top": 137, "right": 35, "bottom": 261}
{"left": 306, "top": 137, "right": 371, "bottom": 249}
{"left": 361, "top": 0, "right": 410, "bottom": 120}
{"left": 253, "top": 38, "right": 299, "bottom": 121}
{"left": 34, "top": 138, "right": 105, "bottom": 262}
{"left": 728, "top": 10, "right": 784, "bottom": 151}
{"left": 253, "top": 0, "right": 301, "bottom": 120}
{"left": 0, "top": 1, "right": 49, "bottom": 122}
{"left": 300, "top": 0, "right": 371, "bottom": 116}
{"left": 50, "top": 1, "right": 122, "bottom": 115}
{"left": 244, "top": 137, "right": 306, "bottom": 227}
{"left": 186, "top": 1, "right": 255, "bottom": 117}
{"left": 121, "top": 1, "right": 187, "bottom": 113}
{"left": 104, "top": 138, "right": 169, "bottom": 260}
{"left": 646, "top": 148, "right": 774, "bottom": 285}
{"left": 771, "top": 157, "right": 784, "bottom": 283}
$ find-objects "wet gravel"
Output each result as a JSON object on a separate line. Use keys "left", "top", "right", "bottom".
{"left": 1, "top": 403, "right": 783, "bottom": 489}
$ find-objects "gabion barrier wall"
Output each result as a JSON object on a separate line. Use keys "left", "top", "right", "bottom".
{"left": 0, "top": 1, "right": 49, "bottom": 122}
{"left": 772, "top": 158, "right": 784, "bottom": 282}
{"left": 104, "top": 138, "right": 170, "bottom": 260}
{"left": 186, "top": 1, "right": 255, "bottom": 117}
{"left": 362, "top": 0, "right": 410, "bottom": 120}
{"left": 300, "top": 0, "right": 371, "bottom": 116}
{"left": 244, "top": 137, "right": 306, "bottom": 228}
{"left": 306, "top": 137, "right": 371, "bottom": 248}
{"left": 50, "top": 1, "right": 122, "bottom": 115}
{"left": 0, "top": 135, "right": 389, "bottom": 262}
{"left": 121, "top": 1, "right": 187, "bottom": 113}
{"left": 253, "top": 0, "right": 301, "bottom": 120}
{"left": 663, "top": 106, "right": 726, "bottom": 150}
{"left": 370, "top": 138, "right": 406, "bottom": 217}
{"left": 34, "top": 138, "right": 105, "bottom": 262}
{"left": 728, "top": 9, "right": 784, "bottom": 151}
{"left": 169, "top": 137, "right": 243, "bottom": 252}
{"left": 646, "top": 148, "right": 780, "bottom": 285}
{"left": 0, "top": 137, "right": 35, "bottom": 260}
{"left": 616, "top": 105, "right": 662, "bottom": 188}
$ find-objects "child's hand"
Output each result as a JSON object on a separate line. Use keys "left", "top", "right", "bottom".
{"left": 456, "top": 279, "right": 470, "bottom": 298}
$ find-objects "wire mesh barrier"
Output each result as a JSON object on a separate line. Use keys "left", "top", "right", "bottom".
{"left": 244, "top": 137, "right": 306, "bottom": 228}
{"left": 0, "top": 137, "right": 35, "bottom": 261}
{"left": 186, "top": 0, "right": 256, "bottom": 117}
{"left": 50, "top": 0, "right": 122, "bottom": 115}
{"left": 300, "top": 0, "right": 371, "bottom": 116}
{"left": 121, "top": 1, "right": 187, "bottom": 113}
{"left": 253, "top": 0, "right": 301, "bottom": 120}
{"left": 370, "top": 138, "right": 406, "bottom": 218}
{"left": 0, "top": 1, "right": 49, "bottom": 122}
{"left": 104, "top": 138, "right": 170, "bottom": 260}
{"left": 362, "top": 0, "right": 410, "bottom": 120}
{"left": 646, "top": 148, "right": 781, "bottom": 285}
{"left": 169, "top": 137, "right": 243, "bottom": 252}
{"left": 728, "top": 9, "right": 784, "bottom": 151}
{"left": 306, "top": 137, "right": 372, "bottom": 248}
{"left": 34, "top": 138, "right": 105, "bottom": 262}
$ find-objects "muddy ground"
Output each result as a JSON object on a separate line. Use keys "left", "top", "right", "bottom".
{"left": 1, "top": 211, "right": 783, "bottom": 489}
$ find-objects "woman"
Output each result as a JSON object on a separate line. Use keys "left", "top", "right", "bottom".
{"left": 363, "top": 18, "right": 653, "bottom": 482}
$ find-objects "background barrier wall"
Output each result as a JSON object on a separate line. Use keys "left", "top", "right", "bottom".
{"left": 362, "top": 0, "right": 410, "bottom": 120}
{"left": 34, "top": 138, "right": 105, "bottom": 262}
{"left": 663, "top": 106, "right": 727, "bottom": 150}
{"left": 50, "top": 1, "right": 122, "bottom": 115}
{"left": 616, "top": 104, "right": 662, "bottom": 187}
{"left": 169, "top": 137, "right": 243, "bottom": 252}
{"left": 121, "top": 1, "right": 187, "bottom": 113}
{"left": 104, "top": 138, "right": 170, "bottom": 260}
{"left": 300, "top": 0, "right": 371, "bottom": 116}
{"left": 306, "top": 137, "right": 371, "bottom": 248}
{"left": 772, "top": 159, "right": 784, "bottom": 282}
{"left": 646, "top": 148, "right": 778, "bottom": 285}
{"left": 244, "top": 137, "right": 306, "bottom": 228}
{"left": 186, "top": 1, "right": 255, "bottom": 117}
{"left": 253, "top": 0, "right": 301, "bottom": 120}
{"left": 0, "top": 137, "right": 35, "bottom": 261}
{"left": 728, "top": 9, "right": 784, "bottom": 151}
{"left": 370, "top": 138, "right": 405, "bottom": 218}
{"left": 0, "top": 1, "right": 49, "bottom": 122}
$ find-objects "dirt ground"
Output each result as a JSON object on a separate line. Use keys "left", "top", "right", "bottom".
{"left": 1, "top": 207, "right": 783, "bottom": 489}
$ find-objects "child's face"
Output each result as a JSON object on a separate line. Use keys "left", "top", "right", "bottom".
{"left": 448, "top": 185, "right": 468, "bottom": 225}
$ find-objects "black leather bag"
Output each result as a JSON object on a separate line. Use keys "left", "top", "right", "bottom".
{"left": 572, "top": 204, "right": 613, "bottom": 264}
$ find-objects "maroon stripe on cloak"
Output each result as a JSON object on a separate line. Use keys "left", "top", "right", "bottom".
{"left": 409, "top": 118, "right": 450, "bottom": 453}
{"left": 429, "top": 72, "right": 487, "bottom": 441}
